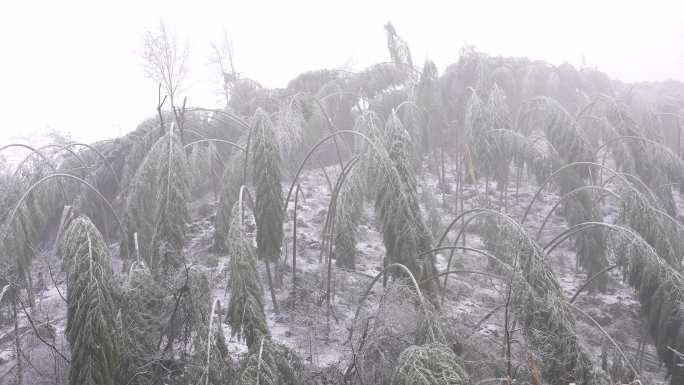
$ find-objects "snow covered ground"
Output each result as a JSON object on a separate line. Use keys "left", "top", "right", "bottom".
{"left": 0, "top": 161, "right": 673, "bottom": 384}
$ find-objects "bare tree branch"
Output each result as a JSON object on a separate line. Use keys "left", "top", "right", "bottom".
{"left": 140, "top": 19, "right": 189, "bottom": 108}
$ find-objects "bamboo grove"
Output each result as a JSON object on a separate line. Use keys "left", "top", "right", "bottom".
{"left": 1, "top": 21, "right": 684, "bottom": 385}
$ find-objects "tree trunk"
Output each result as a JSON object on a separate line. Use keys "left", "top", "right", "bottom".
{"left": 515, "top": 164, "right": 522, "bottom": 205}
{"left": 484, "top": 174, "right": 488, "bottom": 192}
{"left": 455, "top": 158, "right": 462, "bottom": 215}
{"left": 264, "top": 260, "right": 279, "bottom": 314}
{"left": 440, "top": 147, "right": 446, "bottom": 208}
{"left": 460, "top": 160, "right": 466, "bottom": 248}
{"left": 26, "top": 274, "right": 34, "bottom": 310}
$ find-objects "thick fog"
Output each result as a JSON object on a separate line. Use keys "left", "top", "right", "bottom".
{"left": 1, "top": 0, "right": 683, "bottom": 144}
{"left": 4, "top": 2, "right": 684, "bottom": 384}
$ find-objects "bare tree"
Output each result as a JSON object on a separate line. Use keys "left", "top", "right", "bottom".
{"left": 210, "top": 30, "right": 238, "bottom": 106}
{"left": 140, "top": 19, "right": 189, "bottom": 110}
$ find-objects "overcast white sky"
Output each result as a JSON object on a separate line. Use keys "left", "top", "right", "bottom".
{"left": 1, "top": 0, "right": 683, "bottom": 145}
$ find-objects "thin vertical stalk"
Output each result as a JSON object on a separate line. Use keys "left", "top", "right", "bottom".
{"left": 440, "top": 147, "right": 446, "bottom": 207}
{"left": 504, "top": 280, "right": 512, "bottom": 379}
{"left": 13, "top": 289, "right": 22, "bottom": 385}
{"left": 291, "top": 184, "right": 301, "bottom": 308}
{"left": 204, "top": 299, "right": 220, "bottom": 385}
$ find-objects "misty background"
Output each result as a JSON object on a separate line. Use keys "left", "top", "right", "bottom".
{"left": 1, "top": 0, "right": 683, "bottom": 146}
